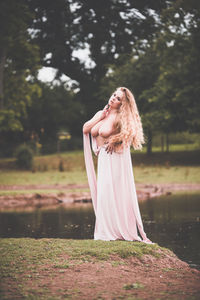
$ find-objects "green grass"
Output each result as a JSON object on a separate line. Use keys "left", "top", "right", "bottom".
{"left": 133, "top": 166, "right": 200, "bottom": 183}
{"left": 123, "top": 282, "right": 145, "bottom": 290}
{"left": 0, "top": 170, "right": 87, "bottom": 186}
{"left": 149, "top": 143, "right": 200, "bottom": 152}
{"left": 131, "top": 149, "right": 200, "bottom": 166}
{"left": 0, "top": 147, "right": 200, "bottom": 187}
{"left": 0, "top": 165, "right": 199, "bottom": 187}
{"left": 0, "top": 238, "right": 165, "bottom": 268}
{"left": 0, "top": 150, "right": 85, "bottom": 172}
{"left": 0, "top": 146, "right": 200, "bottom": 171}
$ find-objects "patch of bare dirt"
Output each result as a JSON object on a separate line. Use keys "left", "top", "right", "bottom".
{"left": 1, "top": 250, "right": 200, "bottom": 299}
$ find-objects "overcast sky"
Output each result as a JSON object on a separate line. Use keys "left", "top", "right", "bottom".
{"left": 37, "top": 47, "right": 93, "bottom": 83}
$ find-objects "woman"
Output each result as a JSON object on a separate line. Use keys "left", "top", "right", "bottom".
{"left": 83, "top": 87, "right": 154, "bottom": 244}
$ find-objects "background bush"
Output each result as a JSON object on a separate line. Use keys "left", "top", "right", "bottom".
{"left": 15, "top": 144, "right": 34, "bottom": 170}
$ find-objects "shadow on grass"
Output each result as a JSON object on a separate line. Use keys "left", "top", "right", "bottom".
{"left": 0, "top": 149, "right": 200, "bottom": 171}
{"left": 131, "top": 150, "right": 200, "bottom": 166}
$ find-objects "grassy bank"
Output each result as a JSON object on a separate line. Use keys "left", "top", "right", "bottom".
{"left": 0, "top": 238, "right": 161, "bottom": 263}
{"left": 0, "top": 238, "right": 161, "bottom": 299}
{"left": 0, "top": 148, "right": 200, "bottom": 171}
{"left": 0, "top": 148, "right": 200, "bottom": 194}
{"left": 0, "top": 165, "right": 199, "bottom": 189}
{"left": 0, "top": 238, "right": 199, "bottom": 300}
{"left": 0, "top": 170, "right": 87, "bottom": 186}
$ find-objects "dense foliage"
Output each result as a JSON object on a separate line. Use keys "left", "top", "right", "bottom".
{"left": 0, "top": 0, "right": 199, "bottom": 156}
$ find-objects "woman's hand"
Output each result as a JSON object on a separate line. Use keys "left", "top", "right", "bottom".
{"left": 105, "top": 142, "right": 115, "bottom": 154}
{"left": 100, "top": 104, "right": 110, "bottom": 120}
{"left": 105, "top": 140, "right": 123, "bottom": 154}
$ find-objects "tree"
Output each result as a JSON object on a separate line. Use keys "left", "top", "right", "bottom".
{"left": 23, "top": 82, "right": 84, "bottom": 153}
{"left": 98, "top": 0, "right": 200, "bottom": 153}
{"left": 0, "top": 0, "right": 41, "bottom": 133}
{"left": 152, "top": 0, "right": 200, "bottom": 133}
{"left": 28, "top": 0, "right": 170, "bottom": 117}
{"left": 99, "top": 48, "right": 161, "bottom": 154}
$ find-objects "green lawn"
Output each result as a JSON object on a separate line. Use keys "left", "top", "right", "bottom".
{"left": 0, "top": 170, "right": 87, "bottom": 186}
{"left": 1, "top": 145, "right": 200, "bottom": 171}
{"left": 0, "top": 147, "right": 200, "bottom": 189}
{"left": 0, "top": 165, "right": 200, "bottom": 188}
{"left": 149, "top": 142, "right": 200, "bottom": 152}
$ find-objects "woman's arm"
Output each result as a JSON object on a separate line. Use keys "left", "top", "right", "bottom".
{"left": 83, "top": 105, "right": 110, "bottom": 134}
{"left": 83, "top": 109, "right": 107, "bottom": 134}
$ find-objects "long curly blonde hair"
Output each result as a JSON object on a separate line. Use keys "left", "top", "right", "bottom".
{"left": 108, "top": 87, "right": 145, "bottom": 151}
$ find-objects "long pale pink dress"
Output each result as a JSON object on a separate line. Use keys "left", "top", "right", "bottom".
{"left": 83, "top": 133, "right": 149, "bottom": 242}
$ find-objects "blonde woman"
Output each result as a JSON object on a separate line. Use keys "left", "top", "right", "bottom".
{"left": 83, "top": 87, "right": 154, "bottom": 244}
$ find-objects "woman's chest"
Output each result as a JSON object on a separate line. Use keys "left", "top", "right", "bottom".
{"left": 91, "top": 116, "right": 115, "bottom": 137}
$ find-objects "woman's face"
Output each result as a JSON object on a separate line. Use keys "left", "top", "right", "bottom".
{"left": 108, "top": 90, "right": 123, "bottom": 109}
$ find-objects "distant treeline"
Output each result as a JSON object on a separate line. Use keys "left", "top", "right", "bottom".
{"left": 0, "top": 0, "right": 199, "bottom": 156}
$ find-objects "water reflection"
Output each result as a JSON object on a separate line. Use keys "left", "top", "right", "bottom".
{"left": 0, "top": 204, "right": 95, "bottom": 239}
{"left": 141, "top": 192, "right": 200, "bottom": 269}
{"left": 0, "top": 192, "right": 199, "bottom": 269}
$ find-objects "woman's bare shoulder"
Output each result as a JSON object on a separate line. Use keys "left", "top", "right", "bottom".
{"left": 88, "top": 110, "right": 103, "bottom": 121}
{"left": 94, "top": 110, "right": 103, "bottom": 117}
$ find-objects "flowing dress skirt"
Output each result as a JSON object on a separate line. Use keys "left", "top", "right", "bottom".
{"left": 83, "top": 133, "right": 149, "bottom": 242}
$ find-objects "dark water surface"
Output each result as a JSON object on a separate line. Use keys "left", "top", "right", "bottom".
{"left": 0, "top": 192, "right": 199, "bottom": 269}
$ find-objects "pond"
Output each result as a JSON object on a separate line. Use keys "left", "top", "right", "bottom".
{"left": 0, "top": 192, "right": 199, "bottom": 269}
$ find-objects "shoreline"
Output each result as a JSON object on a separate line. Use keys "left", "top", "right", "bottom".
{"left": 0, "top": 238, "right": 199, "bottom": 299}
{"left": 0, "top": 183, "right": 200, "bottom": 210}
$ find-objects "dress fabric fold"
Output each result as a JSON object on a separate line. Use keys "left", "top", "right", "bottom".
{"left": 83, "top": 133, "right": 148, "bottom": 241}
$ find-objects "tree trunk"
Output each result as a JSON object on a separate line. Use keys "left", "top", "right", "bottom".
{"left": 57, "top": 139, "right": 60, "bottom": 154}
{"left": 166, "top": 133, "right": 169, "bottom": 152}
{"left": 161, "top": 135, "right": 164, "bottom": 152}
{"left": 0, "top": 47, "right": 6, "bottom": 110}
{"left": 147, "top": 129, "right": 153, "bottom": 155}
